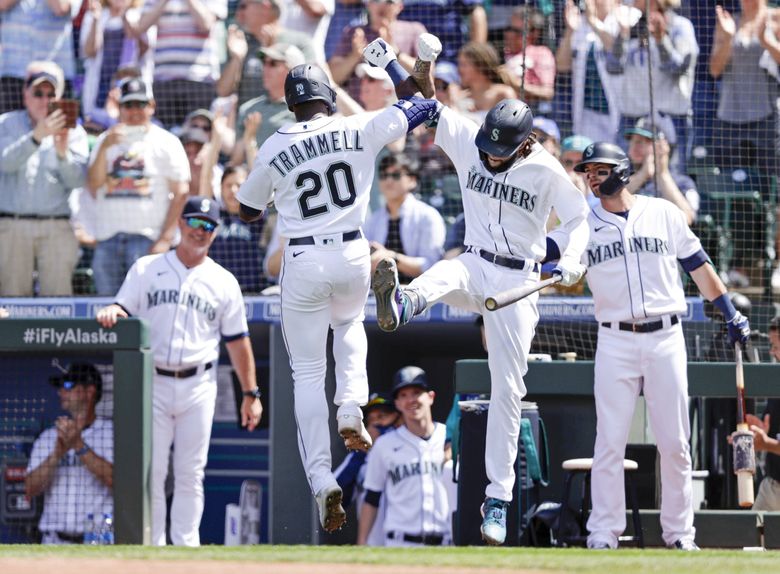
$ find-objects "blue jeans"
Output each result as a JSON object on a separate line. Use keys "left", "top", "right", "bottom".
{"left": 93, "top": 233, "right": 153, "bottom": 296}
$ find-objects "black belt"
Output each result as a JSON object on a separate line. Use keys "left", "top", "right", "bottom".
{"left": 155, "top": 362, "right": 213, "bottom": 379}
{"left": 387, "top": 531, "right": 444, "bottom": 545}
{"left": 601, "top": 315, "right": 679, "bottom": 333}
{"left": 469, "top": 247, "right": 540, "bottom": 273}
{"left": 0, "top": 212, "right": 69, "bottom": 220}
{"left": 55, "top": 531, "right": 84, "bottom": 543}
{"left": 289, "top": 229, "right": 362, "bottom": 246}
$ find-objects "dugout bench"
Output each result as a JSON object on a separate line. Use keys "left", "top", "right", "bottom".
{"left": 454, "top": 359, "right": 780, "bottom": 548}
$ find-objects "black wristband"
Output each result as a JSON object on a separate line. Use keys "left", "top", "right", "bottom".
{"left": 75, "top": 444, "right": 90, "bottom": 456}
{"left": 243, "top": 387, "right": 262, "bottom": 400}
{"left": 31, "top": 134, "right": 41, "bottom": 146}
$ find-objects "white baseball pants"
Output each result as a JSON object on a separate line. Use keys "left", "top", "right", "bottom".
{"left": 587, "top": 322, "right": 695, "bottom": 547}
{"left": 151, "top": 369, "right": 217, "bottom": 546}
{"left": 407, "top": 251, "right": 539, "bottom": 502}
{"left": 280, "top": 236, "right": 371, "bottom": 496}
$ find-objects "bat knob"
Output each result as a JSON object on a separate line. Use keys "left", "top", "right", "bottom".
{"left": 485, "top": 298, "right": 497, "bottom": 312}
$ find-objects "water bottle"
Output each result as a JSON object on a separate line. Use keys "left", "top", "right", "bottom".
{"left": 100, "top": 513, "right": 115, "bottom": 545}
{"left": 83, "top": 513, "right": 97, "bottom": 545}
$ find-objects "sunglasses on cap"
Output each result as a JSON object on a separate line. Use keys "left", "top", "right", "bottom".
{"left": 59, "top": 380, "right": 82, "bottom": 391}
{"left": 185, "top": 217, "right": 217, "bottom": 233}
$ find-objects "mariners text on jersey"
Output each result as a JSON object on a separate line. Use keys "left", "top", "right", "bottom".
{"left": 268, "top": 129, "right": 364, "bottom": 177}
{"left": 465, "top": 166, "right": 537, "bottom": 213}
{"left": 388, "top": 459, "right": 446, "bottom": 486}
{"left": 146, "top": 289, "right": 217, "bottom": 321}
{"left": 587, "top": 236, "right": 670, "bottom": 266}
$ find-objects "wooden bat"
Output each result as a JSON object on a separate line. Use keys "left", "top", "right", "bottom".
{"left": 485, "top": 275, "right": 562, "bottom": 312}
{"left": 733, "top": 342, "right": 756, "bottom": 507}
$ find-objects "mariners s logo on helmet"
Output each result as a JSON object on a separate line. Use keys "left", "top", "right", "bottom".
{"left": 296, "top": 83, "right": 305, "bottom": 96}
{"left": 491, "top": 128, "right": 500, "bottom": 142}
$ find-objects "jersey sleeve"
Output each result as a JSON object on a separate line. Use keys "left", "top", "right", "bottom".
{"left": 237, "top": 160, "right": 275, "bottom": 212}
{"left": 434, "top": 106, "right": 479, "bottom": 169}
{"left": 113, "top": 259, "right": 144, "bottom": 316}
{"left": 220, "top": 272, "right": 250, "bottom": 338}
{"left": 26, "top": 429, "right": 56, "bottom": 473}
{"left": 668, "top": 201, "right": 702, "bottom": 259}
{"left": 362, "top": 438, "right": 388, "bottom": 493}
{"left": 549, "top": 167, "right": 591, "bottom": 263}
{"left": 362, "top": 107, "right": 410, "bottom": 152}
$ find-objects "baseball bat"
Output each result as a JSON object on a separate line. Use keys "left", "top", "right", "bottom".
{"left": 733, "top": 342, "right": 756, "bottom": 507}
{"left": 485, "top": 275, "right": 562, "bottom": 312}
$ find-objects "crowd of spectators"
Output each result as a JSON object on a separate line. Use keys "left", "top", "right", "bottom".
{"left": 2, "top": 0, "right": 780, "bottom": 297}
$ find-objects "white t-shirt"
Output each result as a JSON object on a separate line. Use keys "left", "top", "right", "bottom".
{"left": 89, "top": 124, "right": 191, "bottom": 242}
{"left": 115, "top": 251, "right": 248, "bottom": 368}
{"left": 27, "top": 418, "right": 114, "bottom": 535}
{"left": 280, "top": 0, "right": 334, "bottom": 65}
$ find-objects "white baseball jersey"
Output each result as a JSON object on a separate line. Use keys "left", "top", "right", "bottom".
{"left": 237, "top": 107, "right": 408, "bottom": 239}
{"left": 434, "top": 106, "right": 590, "bottom": 263}
{"left": 363, "top": 423, "right": 450, "bottom": 538}
{"left": 583, "top": 195, "right": 701, "bottom": 322}
{"left": 114, "top": 251, "right": 248, "bottom": 368}
{"left": 27, "top": 418, "right": 114, "bottom": 535}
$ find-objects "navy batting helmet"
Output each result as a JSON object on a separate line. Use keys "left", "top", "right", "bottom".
{"left": 284, "top": 64, "right": 337, "bottom": 113}
{"left": 475, "top": 99, "right": 534, "bottom": 158}
{"left": 573, "top": 142, "right": 627, "bottom": 172}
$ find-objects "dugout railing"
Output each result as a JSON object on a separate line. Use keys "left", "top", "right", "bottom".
{"left": 0, "top": 318, "right": 152, "bottom": 544}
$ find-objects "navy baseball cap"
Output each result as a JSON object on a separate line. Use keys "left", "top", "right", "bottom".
{"left": 182, "top": 197, "right": 220, "bottom": 224}
{"left": 49, "top": 362, "right": 103, "bottom": 401}
{"left": 119, "top": 77, "right": 151, "bottom": 104}
{"left": 391, "top": 366, "right": 429, "bottom": 398}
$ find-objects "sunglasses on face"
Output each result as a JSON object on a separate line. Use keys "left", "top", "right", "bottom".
{"left": 379, "top": 171, "right": 405, "bottom": 180}
{"left": 185, "top": 217, "right": 217, "bottom": 233}
{"left": 121, "top": 101, "right": 148, "bottom": 109}
{"left": 32, "top": 90, "right": 56, "bottom": 99}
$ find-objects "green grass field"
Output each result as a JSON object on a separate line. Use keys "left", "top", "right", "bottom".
{"left": 0, "top": 545, "right": 776, "bottom": 573}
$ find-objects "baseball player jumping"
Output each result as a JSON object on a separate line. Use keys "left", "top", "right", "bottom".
{"left": 363, "top": 34, "right": 590, "bottom": 545}
{"left": 96, "top": 197, "right": 263, "bottom": 546}
{"left": 566, "top": 142, "right": 751, "bottom": 550}
{"left": 237, "top": 63, "right": 441, "bottom": 532}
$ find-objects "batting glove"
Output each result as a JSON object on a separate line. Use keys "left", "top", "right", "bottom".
{"left": 727, "top": 311, "right": 751, "bottom": 346}
{"left": 363, "top": 38, "right": 396, "bottom": 69}
{"left": 552, "top": 260, "right": 586, "bottom": 287}
{"left": 417, "top": 33, "right": 442, "bottom": 62}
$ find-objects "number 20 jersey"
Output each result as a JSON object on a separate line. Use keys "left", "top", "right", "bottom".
{"left": 237, "top": 107, "right": 409, "bottom": 238}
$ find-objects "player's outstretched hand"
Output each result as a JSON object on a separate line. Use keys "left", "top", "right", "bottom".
{"left": 363, "top": 38, "right": 396, "bottom": 69}
{"left": 727, "top": 311, "right": 751, "bottom": 346}
{"left": 96, "top": 304, "right": 128, "bottom": 328}
{"left": 417, "top": 33, "right": 442, "bottom": 62}
{"left": 552, "top": 260, "right": 586, "bottom": 287}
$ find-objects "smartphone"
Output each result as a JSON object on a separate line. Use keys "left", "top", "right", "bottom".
{"left": 48, "top": 99, "right": 79, "bottom": 129}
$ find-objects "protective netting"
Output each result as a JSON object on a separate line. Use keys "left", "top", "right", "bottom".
{"left": 0, "top": 0, "right": 778, "bottom": 353}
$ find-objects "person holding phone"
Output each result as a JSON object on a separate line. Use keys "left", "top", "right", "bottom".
{"left": 0, "top": 61, "right": 88, "bottom": 296}
{"left": 87, "top": 77, "right": 191, "bottom": 296}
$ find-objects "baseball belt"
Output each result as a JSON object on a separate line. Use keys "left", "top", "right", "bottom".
{"left": 155, "top": 362, "right": 213, "bottom": 379}
{"left": 386, "top": 531, "right": 444, "bottom": 545}
{"left": 289, "top": 229, "right": 362, "bottom": 246}
{"left": 467, "top": 246, "right": 540, "bottom": 273}
{"left": 601, "top": 315, "right": 679, "bottom": 333}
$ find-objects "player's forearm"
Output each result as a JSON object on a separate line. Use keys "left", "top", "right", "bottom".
{"left": 690, "top": 263, "right": 727, "bottom": 302}
{"left": 357, "top": 502, "right": 378, "bottom": 545}
{"left": 226, "top": 336, "right": 257, "bottom": 393}
{"left": 80, "top": 449, "right": 113, "bottom": 488}
{"left": 25, "top": 451, "right": 63, "bottom": 497}
{"left": 328, "top": 55, "right": 361, "bottom": 85}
